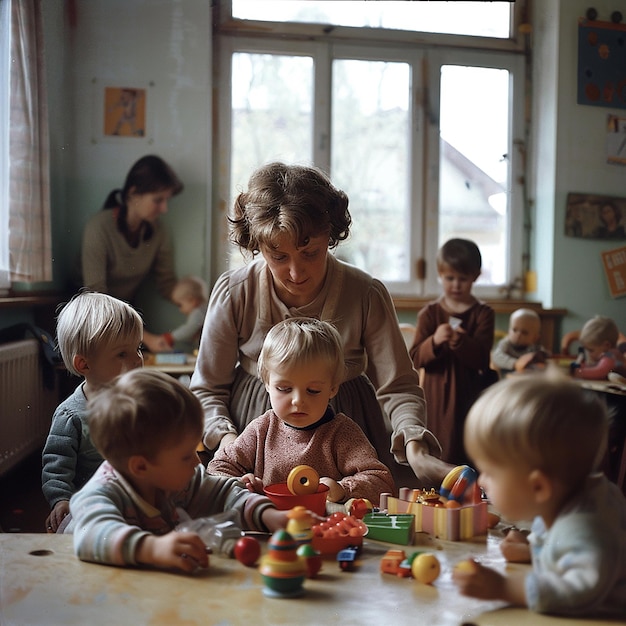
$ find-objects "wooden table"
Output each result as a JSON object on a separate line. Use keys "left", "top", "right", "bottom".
{"left": 1, "top": 532, "right": 620, "bottom": 625}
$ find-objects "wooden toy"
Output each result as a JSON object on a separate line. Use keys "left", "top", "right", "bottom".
{"left": 259, "top": 530, "right": 307, "bottom": 598}
{"left": 296, "top": 543, "right": 323, "bottom": 578}
{"left": 287, "top": 465, "right": 319, "bottom": 495}
{"left": 286, "top": 506, "right": 314, "bottom": 545}
{"left": 386, "top": 491, "right": 488, "bottom": 541}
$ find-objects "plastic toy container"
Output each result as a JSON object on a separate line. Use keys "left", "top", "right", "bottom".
{"left": 264, "top": 483, "right": 329, "bottom": 517}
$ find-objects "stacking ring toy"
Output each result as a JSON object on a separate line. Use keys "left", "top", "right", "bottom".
{"left": 440, "top": 465, "right": 477, "bottom": 503}
{"left": 287, "top": 465, "right": 320, "bottom": 495}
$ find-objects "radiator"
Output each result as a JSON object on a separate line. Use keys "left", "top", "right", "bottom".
{"left": 0, "top": 338, "right": 58, "bottom": 477}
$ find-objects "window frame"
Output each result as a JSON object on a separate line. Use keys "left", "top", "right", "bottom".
{"left": 214, "top": 0, "right": 529, "bottom": 298}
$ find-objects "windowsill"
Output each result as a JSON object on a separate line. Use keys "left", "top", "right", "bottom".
{"left": 393, "top": 296, "right": 567, "bottom": 316}
{"left": 0, "top": 291, "right": 66, "bottom": 309}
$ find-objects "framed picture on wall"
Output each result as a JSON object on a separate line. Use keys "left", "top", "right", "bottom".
{"left": 565, "top": 192, "right": 626, "bottom": 240}
{"left": 91, "top": 79, "right": 155, "bottom": 144}
{"left": 103, "top": 87, "right": 146, "bottom": 137}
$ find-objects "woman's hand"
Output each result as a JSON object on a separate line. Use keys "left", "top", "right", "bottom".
{"left": 46, "top": 500, "right": 70, "bottom": 533}
{"left": 320, "top": 477, "right": 345, "bottom": 503}
{"left": 218, "top": 433, "right": 237, "bottom": 452}
{"left": 136, "top": 531, "right": 209, "bottom": 572}
{"left": 405, "top": 440, "right": 454, "bottom": 489}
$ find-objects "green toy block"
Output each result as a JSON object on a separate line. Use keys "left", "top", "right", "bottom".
{"left": 363, "top": 512, "right": 415, "bottom": 545}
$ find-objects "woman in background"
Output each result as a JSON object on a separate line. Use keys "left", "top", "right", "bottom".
{"left": 81, "top": 154, "right": 183, "bottom": 351}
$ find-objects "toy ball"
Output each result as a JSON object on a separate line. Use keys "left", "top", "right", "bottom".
{"left": 233, "top": 536, "right": 261, "bottom": 567}
{"left": 410, "top": 553, "right": 440, "bottom": 584}
{"left": 345, "top": 497, "right": 373, "bottom": 519}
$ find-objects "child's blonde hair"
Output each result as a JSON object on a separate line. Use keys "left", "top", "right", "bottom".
{"left": 88, "top": 369, "right": 203, "bottom": 470}
{"left": 580, "top": 315, "right": 619, "bottom": 347}
{"left": 258, "top": 317, "right": 345, "bottom": 386}
{"left": 56, "top": 291, "right": 144, "bottom": 377}
{"left": 510, "top": 307, "right": 540, "bottom": 326}
{"left": 464, "top": 369, "right": 608, "bottom": 488}
{"left": 172, "top": 275, "right": 208, "bottom": 304}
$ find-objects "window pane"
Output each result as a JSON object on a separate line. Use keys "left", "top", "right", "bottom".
{"left": 229, "top": 52, "right": 314, "bottom": 267}
{"left": 232, "top": 1, "right": 511, "bottom": 38}
{"left": 438, "top": 65, "right": 510, "bottom": 286}
{"left": 331, "top": 59, "right": 411, "bottom": 281}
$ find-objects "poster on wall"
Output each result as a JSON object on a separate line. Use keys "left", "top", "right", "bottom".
{"left": 577, "top": 18, "right": 626, "bottom": 109}
{"left": 103, "top": 87, "right": 146, "bottom": 137}
{"left": 91, "top": 79, "right": 154, "bottom": 144}
{"left": 601, "top": 245, "right": 626, "bottom": 298}
{"left": 607, "top": 114, "right": 626, "bottom": 164}
{"left": 565, "top": 192, "right": 626, "bottom": 239}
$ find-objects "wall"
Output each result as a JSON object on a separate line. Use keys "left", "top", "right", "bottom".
{"left": 532, "top": 0, "right": 626, "bottom": 335}
{"left": 51, "top": 0, "right": 212, "bottom": 333}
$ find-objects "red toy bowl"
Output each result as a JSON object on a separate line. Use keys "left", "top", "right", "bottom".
{"left": 264, "top": 483, "right": 329, "bottom": 517}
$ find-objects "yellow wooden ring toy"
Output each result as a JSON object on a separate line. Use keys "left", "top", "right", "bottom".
{"left": 287, "top": 465, "right": 319, "bottom": 495}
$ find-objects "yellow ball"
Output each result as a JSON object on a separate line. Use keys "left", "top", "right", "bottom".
{"left": 454, "top": 559, "right": 476, "bottom": 573}
{"left": 411, "top": 553, "right": 441, "bottom": 584}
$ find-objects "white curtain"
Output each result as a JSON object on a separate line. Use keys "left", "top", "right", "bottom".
{"left": 7, "top": 0, "right": 52, "bottom": 283}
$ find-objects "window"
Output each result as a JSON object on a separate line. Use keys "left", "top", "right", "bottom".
{"left": 0, "top": 0, "right": 10, "bottom": 291}
{"left": 216, "top": 1, "right": 527, "bottom": 297}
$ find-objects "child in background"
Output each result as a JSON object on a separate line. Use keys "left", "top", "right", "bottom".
{"left": 68, "top": 369, "right": 288, "bottom": 571}
{"left": 572, "top": 315, "right": 626, "bottom": 380}
{"left": 453, "top": 371, "right": 626, "bottom": 618}
{"left": 491, "top": 308, "right": 548, "bottom": 376}
{"left": 409, "top": 238, "right": 495, "bottom": 465}
{"left": 208, "top": 317, "right": 396, "bottom": 506}
{"left": 42, "top": 291, "right": 144, "bottom": 533}
{"left": 147, "top": 275, "right": 208, "bottom": 353}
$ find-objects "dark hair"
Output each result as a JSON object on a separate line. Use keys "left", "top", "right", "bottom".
{"left": 599, "top": 201, "right": 622, "bottom": 226}
{"left": 103, "top": 155, "right": 183, "bottom": 238}
{"left": 229, "top": 162, "right": 351, "bottom": 254}
{"left": 436, "top": 238, "right": 482, "bottom": 277}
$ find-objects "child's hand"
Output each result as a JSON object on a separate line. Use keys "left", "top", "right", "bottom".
{"left": 514, "top": 352, "right": 536, "bottom": 372}
{"left": 452, "top": 559, "right": 506, "bottom": 600}
{"left": 500, "top": 528, "right": 531, "bottom": 563}
{"left": 136, "top": 531, "right": 209, "bottom": 573}
{"left": 319, "top": 477, "right": 345, "bottom": 503}
{"left": 433, "top": 323, "right": 454, "bottom": 346}
{"left": 46, "top": 500, "right": 70, "bottom": 533}
{"left": 260, "top": 507, "right": 290, "bottom": 533}
{"left": 241, "top": 473, "right": 264, "bottom": 494}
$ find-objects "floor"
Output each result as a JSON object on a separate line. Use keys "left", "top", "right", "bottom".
{"left": 0, "top": 450, "right": 49, "bottom": 533}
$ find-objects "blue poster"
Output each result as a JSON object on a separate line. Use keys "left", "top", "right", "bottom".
{"left": 577, "top": 18, "right": 626, "bottom": 109}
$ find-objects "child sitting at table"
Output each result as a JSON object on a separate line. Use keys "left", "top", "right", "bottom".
{"left": 572, "top": 315, "right": 626, "bottom": 380}
{"left": 68, "top": 369, "right": 288, "bottom": 572}
{"left": 453, "top": 370, "right": 626, "bottom": 618}
{"left": 491, "top": 308, "right": 548, "bottom": 377}
{"left": 42, "top": 291, "right": 144, "bottom": 533}
{"left": 145, "top": 275, "right": 208, "bottom": 353}
{"left": 207, "top": 317, "right": 396, "bottom": 506}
